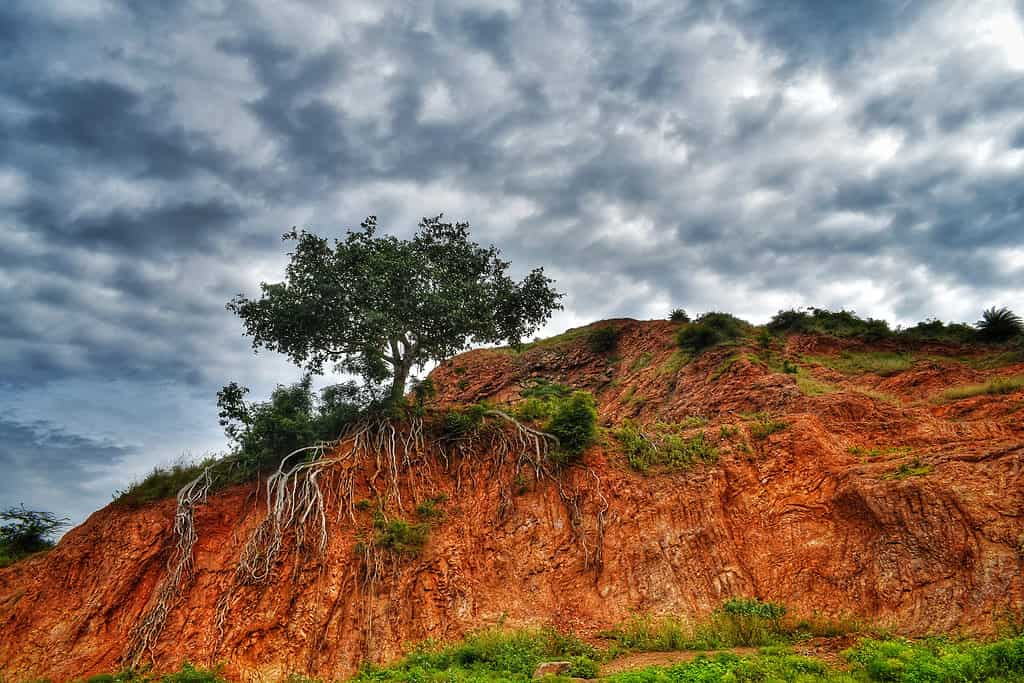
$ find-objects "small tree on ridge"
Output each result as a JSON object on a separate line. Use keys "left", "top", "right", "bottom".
{"left": 228, "top": 215, "right": 563, "bottom": 404}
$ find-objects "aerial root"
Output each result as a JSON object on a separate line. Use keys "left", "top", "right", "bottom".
{"left": 123, "top": 464, "right": 216, "bottom": 668}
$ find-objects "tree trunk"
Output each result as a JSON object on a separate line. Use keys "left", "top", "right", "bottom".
{"left": 389, "top": 361, "right": 410, "bottom": 405}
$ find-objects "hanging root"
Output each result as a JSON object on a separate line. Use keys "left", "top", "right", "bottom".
{"left": 122, "top": 464, "right": 216, "bottom": 668}
{"left": 235, "top": 442, "right": 339, "bottom": 584}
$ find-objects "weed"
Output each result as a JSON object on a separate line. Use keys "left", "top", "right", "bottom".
{"left": 659, "top": 350, "right": 691, "bottom": 375}
{"left": 710, "top": 353, "right": 741, "bottom": 381}
{"left": 884, "top": 458, "right": 933, "bottom": 480}
{"left": 546, "top": 391, "right": 598, "bottom": 463}
{"left": 747, "top": 414, "right": 788, "bottom": 440}
{"left": 630, "top": 352, "right": 653, "bottom": 371}
{"left": 588, "top": 326, "right": 621, "bottom": 354}
{"left": 676, "top": 312, "right": 749, "bottom": 353}
{"left": 848, "top": 445, "right": 913, "bottom": 459}
{"left": 718, "top": 424, "right": 739, "bottom": 439}
{"left": 939, "top": 375, "right": 1024, "bottom": 402}
{"left": 415, "top": 495, "right": 448, "bottom": 521}
{"left": 371, "top": 512, "right": 429, "bottom": 555}
{"left": 613, "top": 421, "right": 718, "bottom": 472}
{"left": 806, "top": 351, "right": 914, "bottom": 376}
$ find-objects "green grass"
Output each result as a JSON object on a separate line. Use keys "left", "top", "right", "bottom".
{"left": 709, "top": 353, "right": 741, "bottom": 381}
{"left": 114, "top": 458, "right": 219, "bottom": 506}
{"left": 883, "top": 458, "right": 934, "bottom": 480}
{"left": 605, "top": 634, "right": 1024, "bottom": 682}
{"left": 350, "top": 627, "right": 598, "bottom": 682}
{"left": 659, "top": 350, "right": 691, "bottom": 375}
{"left": 630, "top": 352, "right": 654, "bottom": 371}
{"left": 795, "top": 369, "right": 838, "bottom": 396}
{"left": 939, "top": 375, "right": 1024, "bottom": 402}
{"left": 848, "top": 445, "right": 913, "bottom": 459}
{"left": 806, "top": 351, "right": 914, "bottom": 376}
{"left": 746, "top": 414, "right": 788, "bottom": 440}
{"left": 613, "top": 421, "right": 719, "bottom": 472}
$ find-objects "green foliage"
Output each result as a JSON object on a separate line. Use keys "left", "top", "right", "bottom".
{"left": 845, "top": 635, "right": 1024, "bottom": 682}
{"left": 719, "top": 598, "right": 787, "bottom": 647}
{"left": 782, "top": 359, "right": 799, "bottom": 374}
{"left": 718, "top": 424, "right": 739, "bottom": 439}
{"left": 372, "top": 512, "right": 429, "bottom": 555}
{"left": 442, "top": 403, "right": 489, "bottom": 439}
{"left": 520, "top": 379, "right": 572, "bottom": 401}
{"left": 604, "top": 650, "right": 841, "bottom": 683}
{"left": 939, "top": 375, "right": 1024, "bottom": 402}
{"left": 795, "top": 370, "right": 837, "bottom": 396}
{"left": 603, "top": 614, "right": 691, "bottom": 651}
{"left": 546, "top": 391, "right": 598, "bottom": 463}
{"left": 228, "top": 215, "right": 562, "bottom": 403}
{"left": 631, "top": 352, "right": 653, "bottom": 371}
{"left": 416, "top": 495, "right": 448, "bottom": 521}
{"left": 709, "top": 353, "right": 741, "bottom": 381}
{"left": 613, "top": 421, "right": 718, "bottom": 472}
{"left": 747, "top": 414, "right": 788, "bottom": 440}
{"left": 351, "top": 627, "right": 596, "bottom": 682}
{"left": 78, "top": 663, "right": 225, "bottom": 683}
{"left": 767, "top": 307, "right": 892, "bottom": 340}
{"left": 977, "top": 307, "right": 1024, "bottom": 342}
{"left": 807, "top": 351, "right": 914, "bottom": 376}
{"left": 847, "top": 445, "right": 913, "bottom": 459}
{"left": 659, "top": 350, "right": 691, "bottom": 375}
{"left": 899, "top": 318, "right": 978, "bottom": 343}
{"left": 884, "top": 458, "right": 934, "bottom": 480}
{"left": 669, "top": 308, "right": 690, "bottom": 323}
{"left": 588, "top": 326, "right": 621, "bottom": 354}
{"left": 114, "top": 458, "right": 216, "bottom": 507}
{"left": 213, "top": 377, "right": 371, "bottom": 480}
{"left": 676, "top": 312, "right": 749, "bottom": 353}
{"left": 0, "top": 506, "right": 68, "bottom": 567}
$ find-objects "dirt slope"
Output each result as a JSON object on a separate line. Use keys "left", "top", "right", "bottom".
{"left": 2, "top": 319, "right": 1024, "bottom": 681}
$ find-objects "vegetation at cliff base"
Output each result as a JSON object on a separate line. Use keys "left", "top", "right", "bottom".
{"left": 351, "top": 627, "right": 598, "bottom": 682}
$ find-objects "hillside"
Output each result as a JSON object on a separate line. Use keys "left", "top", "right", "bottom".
{"left": 2, "top": 318, "right": 1024, "bottom": 681}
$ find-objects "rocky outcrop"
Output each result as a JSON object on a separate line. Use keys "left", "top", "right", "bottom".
{"left": 2, "top": 320, "right": 1023, "bottom": 681}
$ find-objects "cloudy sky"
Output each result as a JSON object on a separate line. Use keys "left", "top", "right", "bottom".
{"left": 2, "top": 0, "right": 1023, "bottom": 527}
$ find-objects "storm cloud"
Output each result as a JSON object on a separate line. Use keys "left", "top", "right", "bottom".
{"left": 1, "top": 0, "right": 1023, "bottom": 525}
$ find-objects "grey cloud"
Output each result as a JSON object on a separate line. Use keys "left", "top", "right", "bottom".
{"left": 1, "top": 0, "right": 1024, "bottom": 526}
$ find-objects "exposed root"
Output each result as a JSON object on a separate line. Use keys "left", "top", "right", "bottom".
{"left": 122, "top": 464, "right": 216, "bottom": 668}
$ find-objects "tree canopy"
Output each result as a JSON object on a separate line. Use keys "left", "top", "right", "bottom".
{"left": 228, "top": 215, "right": 562, "bottom": 403}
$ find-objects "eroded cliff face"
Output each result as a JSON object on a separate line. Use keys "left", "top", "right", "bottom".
{"left": 2, "top": 320, "right": 1023, "bottom": 681}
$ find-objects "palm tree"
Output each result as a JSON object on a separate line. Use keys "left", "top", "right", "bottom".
{"left": 976, "top": 307, "right": 1023, "bottom": 342}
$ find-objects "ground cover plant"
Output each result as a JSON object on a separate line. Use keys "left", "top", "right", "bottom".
{"left": 612, "top": 420, "right": 718, "bottom": 472}
{"left": 350, "top": 627, "right": 598, "bottom": 682}
{"left": 939, "top": 375, "right": 1024, "bottom": 402}
{"left": 676, "top": 312, "right": 749, "bottom": 353}
{"left": 805, "top": 351, "right": 914, "bottom": 377}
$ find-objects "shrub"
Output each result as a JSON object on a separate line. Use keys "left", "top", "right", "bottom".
{"left": 747, "top": 414, "right": 787, "bottom": 440}
{"left": 767, "top": 307, "right": 891, "bottom": 340}
{"left": 977, "top": 306, "right": 1024, "bottom": 342}
{"left": 441, "top": 403, "right": 488, "bottom": 438}
{"left": 217, "top": 377, "right": 371, "bottom": 478}
{"left": 668, "top": 308, "right": 690, "bottom": 323}
{"left": 613, "top": 421, "right": 718, "bottom": 472}
{"left": 546, "top": 391, "right": 598, "bottom": 462}
{"left": 899, "top": 318, "right": 978, "bottom": 343}
{"left": 372, "top": 512, "right": 429, "bottom": 555}
{"left": 415, "top": 495, "right": 447, "bottom": 520}
{"left": 0, "top": 506, "right": 68, "bottom": 567}
{"left": 514, "top": 379, "right": 572, "bottom": 422}
{"left": 587, "top": 325, "right": 620, "bottom": 354}
{"left": 676, "top": 312, "right": 748, "bottom": 353}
